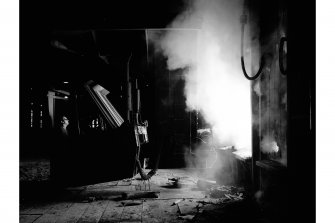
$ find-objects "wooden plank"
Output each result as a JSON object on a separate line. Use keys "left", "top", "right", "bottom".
{"left": 34, "top": 202, "right": 73, "bottom": 223}
{"left": 55, "top": 202, "right": 89, "bottom": 223}
{"left": 19, "top": 214, "right": 41, "bottom": 223}
{"left": 20, "top": 205, "right": 34, "bottom": 214}
{"left": 77, "top": 200, "right": 109, "bottom": 223}
{"left": 142, "top": 199, "right": 181, "bottom": 223}
{"left": 86, "top": 181, "right": 118, "bottom": 190}
{"left": 119, "top": 221, "right": 141, "bottom": 223}
{"left": 120, "top": 200, "right": 143, "bottom": 222}
{"left": 24, "top": 202, "right": 57, "bottom": 215}
{"left": 98, "top": 200, "right": 124, "bottom": 223}
{"left": 158, "top": 187, "right": 206, "bottom": 200}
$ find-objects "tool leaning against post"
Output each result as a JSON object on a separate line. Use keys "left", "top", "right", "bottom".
{"left": 126, "top": 53, "right": 157, "bottom": 182}
{"left": 132, "top": 81, "right": 156, "bottom": 181}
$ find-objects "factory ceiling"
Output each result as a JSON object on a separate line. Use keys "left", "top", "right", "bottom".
{"left": 21, "top": 0, "right": 185, "bottom": 30}
{"left": 20, "top": 0, "right": 185, "bottom": 86}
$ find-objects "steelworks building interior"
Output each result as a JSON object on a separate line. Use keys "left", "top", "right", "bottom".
{"left": 19, "top": 0, "right": 315, "bottom": 223}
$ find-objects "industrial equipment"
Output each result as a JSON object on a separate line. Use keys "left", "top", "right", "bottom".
{"left": 48, "top": 80, "right": 152, "bottom": 186}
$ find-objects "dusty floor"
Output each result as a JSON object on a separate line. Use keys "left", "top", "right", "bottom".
{"left": 20, "top": 160, "right": 269, "bottom": 223}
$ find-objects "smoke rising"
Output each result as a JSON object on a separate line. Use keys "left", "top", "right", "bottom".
{"left": 260, "top": 133, "right": 279, "bottom": 153}
{"left": 150, "top": 0, "right": 252, "bottom": 154}
{"left": 253, "top": 79, "right": 262, "bottom": 97}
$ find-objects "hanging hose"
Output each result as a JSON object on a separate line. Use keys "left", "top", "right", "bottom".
{"left": 279, "top": 36, "right": 287, "bottom": 75}
{"left": 240, "top": 10, "right": 264, "bottom": 80}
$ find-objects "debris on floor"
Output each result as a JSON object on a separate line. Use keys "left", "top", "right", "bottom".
{"left": 81, "top": 196, "right": 101, "bottom": 203}
{"left": 176, "top": 203, "right": 182, "bottom": 215}
{"left": 171, "top": 199, "right": 184, "bottom": 206}
{"left": 178, "top": 214, "right": 195, "bottom": 220}
{"left": 196, "top": 179, "right": 217, "bottom": 190}
{"left": 165, "top": 177, "right": 181, "bottom": 188}
{"left": 120, "top": 200, "right": 142, "bottom": 206}
{"left": 209, "top": 185, "right": 244, "bottom": 200}
{"left": 168, "top": 177, "right": 180, "bottom": 182}
{"left": 195, "top": 177, "right": 245, "bottom": 203}
{"left": 121, "top": 191, "right": 159, "bottom": 200}
{"left": 20, "top": 169, "right": 254, "bottom": 223}
{"left": 197, "top": 198, "right": 230, "bottom": 205}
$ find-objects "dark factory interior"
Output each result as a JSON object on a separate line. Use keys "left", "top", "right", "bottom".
{"left": 19, "top": 0, "right": 315, "bottom": 222}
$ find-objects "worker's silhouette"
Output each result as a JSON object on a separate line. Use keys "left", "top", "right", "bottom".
{"left": 51, "top": 115, "right": 71, "bottom": 185}
{"left": 59, "top": 116, "right": 70, "bottom": 137}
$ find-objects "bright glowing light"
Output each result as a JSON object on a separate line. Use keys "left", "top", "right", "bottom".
{"left": 151, "top": 0, "right": 252, "bottom": 157}
{"left": 184, "top": 32, "right": 251, "bottom": 152}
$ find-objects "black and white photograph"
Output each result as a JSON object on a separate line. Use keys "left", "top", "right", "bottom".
{"left": 1, "top": 0, "right": 323, "bottom": 222}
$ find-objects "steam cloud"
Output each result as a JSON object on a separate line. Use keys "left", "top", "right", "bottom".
{"left": 260, "top": 134, "right": 279, "bottom": 153}
{"left": 150, "top": 0, "right": 252, "bottom": 155}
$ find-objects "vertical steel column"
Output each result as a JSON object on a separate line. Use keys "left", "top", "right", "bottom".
{"left": 47, "top": 91, "right": 55, "bottom": 128}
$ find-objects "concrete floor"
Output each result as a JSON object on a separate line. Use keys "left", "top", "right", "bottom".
{"left": 20, "top": 168, "right": 267, "bottom": 223}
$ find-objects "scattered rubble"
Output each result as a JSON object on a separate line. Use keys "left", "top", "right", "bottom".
{"left": 196, "top": 178, "right": 245, "bottom": 202}
{"left": 178, "top": 215, "right": 195, "bottom": 220}
{"left": 209, "top": 185, "right": 244, "bottom": 200}
{"left": 168, "top": 177, "right": 196, "bottom": 187}
{"left": 171, "top": 199, "right": 185, "bottom": 215}
{"left": 197, "top": 198, "right": 230, "bottom": 205}
{"left": 176, "top": 203, "right": 182, "bottom": 215}
{"left": 166, "top": 177, "right": 181, "bottom": 188}
{"left": 168, "top": 177, "right": 180, "bottom": 182}
{"left": 120, "top": 200, "right": 142, "bottom": 206}
{"left": 121, "top": 191, "right": 159, "bottom": 200}
{"left": 20, "top": 160, "right": 50, "bottom": 181}
{"left": 171, "top": 199, "right": 184, "bottom": 206}
{"left": 196, "top": 179, "right": 217, "bottom": 190}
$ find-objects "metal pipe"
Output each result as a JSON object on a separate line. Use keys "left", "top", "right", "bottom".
{"left": 279, "top": 36, "right": 288, "bottom": 75}
{"left": 127, "top": 53, "right": 133, "bottom": 122}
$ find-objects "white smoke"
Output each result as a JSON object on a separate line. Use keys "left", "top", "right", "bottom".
{"left": 253, "top": 80, "right": 262, "bottom": 97}
{"left": 260, "top": 134, "right": 279, "bottom": 154}
{"left": 150, "top": 0, "right": 252, "bottom": 154}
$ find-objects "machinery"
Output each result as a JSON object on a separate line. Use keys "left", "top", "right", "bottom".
{"left": 47, "top": 79, "right": 152, "bottom": 186}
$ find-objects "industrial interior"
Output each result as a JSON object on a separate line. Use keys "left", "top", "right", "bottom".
{"left": 20, "top": 0, "right": 315, "bottom": 222}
